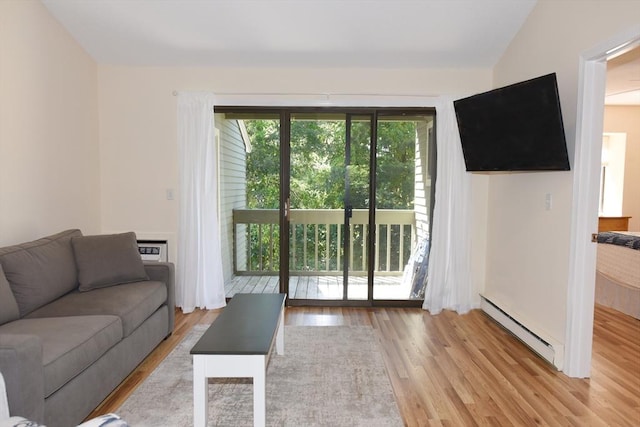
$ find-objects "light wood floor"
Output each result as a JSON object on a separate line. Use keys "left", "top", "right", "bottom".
{"left": 88, "top": 304, "right": 640, "bottom": 426}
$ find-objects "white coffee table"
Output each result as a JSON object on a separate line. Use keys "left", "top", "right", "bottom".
{"left": 190, "top": 293, "right": 286, "bottom": 427}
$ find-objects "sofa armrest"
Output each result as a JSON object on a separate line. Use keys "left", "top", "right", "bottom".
{"left": 0, "top": 334, "right": 44, "bottom": 423}
{"left": 143, "top": 262, "right": 175, "bottom": 334}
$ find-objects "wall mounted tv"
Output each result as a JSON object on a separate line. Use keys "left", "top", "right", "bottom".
{"left": 454, "top": 73, "right": 570, "bottom": 172}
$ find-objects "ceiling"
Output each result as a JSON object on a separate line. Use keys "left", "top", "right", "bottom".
{"left": 606, "top": 47, "right": 640, "bottom": 106}
{"left": 41, "top": 0, "right": 537, "bottom": 68}
{"left": 40, "top": 0, "right": 638, "bottom": 104}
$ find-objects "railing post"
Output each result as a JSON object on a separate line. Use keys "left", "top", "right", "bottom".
{"left": 399, "top": 225, "right": 405, "bottom": 272}
{"left": 386, "top": 224, "right": 391, "bottom": 272}
{"left": 325, "top": 224, "right": 330, "bottom": 271}
{"left": 314, "top": 224, "right": 319, "bottom": 271}
{"left": 269, "top": 224, "right": 274, "bottom": 271}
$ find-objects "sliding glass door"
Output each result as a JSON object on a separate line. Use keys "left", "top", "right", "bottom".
{"left": 373, "top": 113, "right": 435, "bottom": 300}
{"left": 288, "top": 113, "right": 372, "bottom": 302}
{"left": 216, "top": 107, "right": 435, "bottom": 306}
{"left": 344, "top": 114, "right": 373, "bottom": 300}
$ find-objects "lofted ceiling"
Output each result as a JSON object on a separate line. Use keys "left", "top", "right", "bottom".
{"left": 41, "top": 0, "right": 638, "bottom": 104}
{"left": 41, "top": 0, "right": 538, "bottom": 68}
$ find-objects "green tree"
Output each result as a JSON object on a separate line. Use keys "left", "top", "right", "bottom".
{"left": 245, "top": 120, "right": 280, "bottom": 209}
{"left": 243, "top": 116, "right": 426, "bottom": 272}
{"left": 376, "top": 121, "right": 417, "bottom": 209}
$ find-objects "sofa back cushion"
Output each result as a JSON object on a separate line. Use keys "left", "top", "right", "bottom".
{"left": 72, "top": 232, "right": 149, "bottom": 291}
{"left": 0, "top": 229, "right": 82, "bottom": 317}
{"left": 0, "top": 264, "right": 20, "bottom": 325}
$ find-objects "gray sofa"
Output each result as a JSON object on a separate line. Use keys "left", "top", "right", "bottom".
{"left": 0, "top": 229, "right": 175, "bottom": 427}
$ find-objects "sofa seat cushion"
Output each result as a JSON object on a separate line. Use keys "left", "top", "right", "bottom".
{"left": 25, "top": 281, "right": 167, "bottom": 338}
{"left": 0, "top": 315, "right": 122, "bottom": 397}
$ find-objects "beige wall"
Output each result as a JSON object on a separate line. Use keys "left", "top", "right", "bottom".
{"left": 96, "top": 66, "right": 493, "bottom": 278}
{"left": 604, "top": 105, "right": 640, "bottom": 231}
{"left": 0, "top": 0, "right": 100, "bottom": 246}
{"left": 488, "top": 1, "right": 640, "bottom": 343}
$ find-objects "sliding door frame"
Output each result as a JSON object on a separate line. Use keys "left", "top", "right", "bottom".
{"left": 215, "top": 106, "right": 435, "bottom": 308}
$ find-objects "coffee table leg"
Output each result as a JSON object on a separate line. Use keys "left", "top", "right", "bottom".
{"left": 254, "top": 369, "right": 266, "bottom": 427}
{"left": 193, "top": 356, "right": 208, "bottom": 427}
{"left": 276, "top": 307, "right": 284, "bottom": 355}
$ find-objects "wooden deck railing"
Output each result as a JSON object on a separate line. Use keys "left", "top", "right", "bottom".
{"left": 233, "top": 208, "right": 415, "bottom": 275}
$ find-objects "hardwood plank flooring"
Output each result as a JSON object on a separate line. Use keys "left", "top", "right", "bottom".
{"left": 88, "top": 304, "right": 640, "bottom": 426}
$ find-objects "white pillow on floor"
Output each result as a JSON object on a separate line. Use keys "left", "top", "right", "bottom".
{"left": 76, "top": 414, "right": 128, "bottom": 427}
{"left": 0, "top": 417, "right": 45, "bottom": 427}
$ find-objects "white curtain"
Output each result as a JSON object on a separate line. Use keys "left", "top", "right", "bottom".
{"left": 176, "top": 92, "right": 226, "bottom": 312}
{"left": 422, "top": 96, "right": 479, "bottom": 314}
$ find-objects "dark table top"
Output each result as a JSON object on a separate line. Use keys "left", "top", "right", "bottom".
{"left": 190, "top": 293, "right": 286, "bottom": 355}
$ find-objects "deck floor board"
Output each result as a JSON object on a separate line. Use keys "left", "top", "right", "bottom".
{"left": 225, "top": 274, "right": 418, "bottom": 300}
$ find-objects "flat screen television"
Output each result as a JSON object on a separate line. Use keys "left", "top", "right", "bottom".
{"left": 454, "top": 73, "right": 570, "bottom": 172}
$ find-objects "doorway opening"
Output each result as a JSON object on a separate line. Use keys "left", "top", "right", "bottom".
{"left": 566, "top": 28, "right": 640, "bottom": 377}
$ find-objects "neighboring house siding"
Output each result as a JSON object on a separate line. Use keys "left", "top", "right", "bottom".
{"left": 217, "top": 115, "right": 247, "bottom": 284}
{"left": 414, "top": 120, "right": 434, "bottom": 244}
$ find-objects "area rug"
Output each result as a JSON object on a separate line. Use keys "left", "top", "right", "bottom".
{"left": 115, "top": 325, "right": 403, "bottom": 426}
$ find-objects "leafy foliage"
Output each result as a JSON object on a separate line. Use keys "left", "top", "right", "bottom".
{"left": 245, "top": 118, "right": 418, "bottom": 210}
{"left": 246, "top": 120, "right": 280, "bottom": 209}
{"left": 242, "top": 116, "right": 425, "bottom": 273}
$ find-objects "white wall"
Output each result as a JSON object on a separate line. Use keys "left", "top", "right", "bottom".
{"left": 96, "top": 66, "right": 493, "bottom": 285}
{"left": 487, "top": 1, "right": 640, "bottom": 344}
{"left": 604, "top": 106, "right": 640, "bottom": 231}
{"left": 600, "top": 133, "right": 626, "bottom": 217}
{"left": 0, "top": 0, "right": 100, "bottom": 246}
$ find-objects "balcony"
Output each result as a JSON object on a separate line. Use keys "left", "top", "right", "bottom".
{"left": 230, "top": 208, "right": 426, "bottom": 300}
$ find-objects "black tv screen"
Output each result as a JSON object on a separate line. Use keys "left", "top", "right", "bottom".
{"left": 454, "top": 73, "right": 570, "bottom": 172}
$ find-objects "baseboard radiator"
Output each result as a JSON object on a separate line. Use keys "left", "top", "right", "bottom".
{"left": 480, "top": 295, "right": 564, "bottom": 370}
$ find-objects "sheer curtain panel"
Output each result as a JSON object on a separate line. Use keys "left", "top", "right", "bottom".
{"left": 423, "top": 96, "right": 479, "bottom": 314}
{"left": 176, "top": 92, "right": 226, "bottom": 312}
